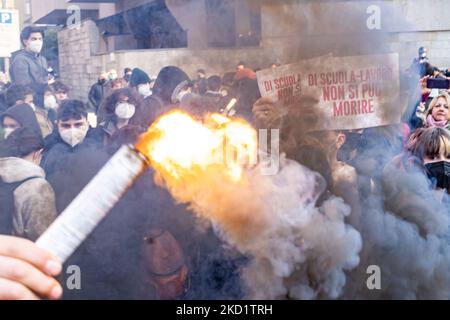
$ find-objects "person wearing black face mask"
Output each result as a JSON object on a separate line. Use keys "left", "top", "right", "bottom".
{"left": 409, "top": 127, "right": 450, "bottom": 195}
{"left": 88, "top": 72, "right": 111, "bottom": 114}
{"left": 425, "top": 161, "right": 450, "bottom": 190}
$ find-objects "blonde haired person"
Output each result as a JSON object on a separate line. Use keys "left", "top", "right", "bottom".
{"left": 424, "top": 92, "right": 450, "bottom": 130}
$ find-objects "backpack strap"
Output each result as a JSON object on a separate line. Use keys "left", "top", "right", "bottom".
{"left": 0, "top": 176, "right": 40, "bottom": 235}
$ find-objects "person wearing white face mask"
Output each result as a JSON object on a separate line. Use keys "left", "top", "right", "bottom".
{"left": 41, "top": 86, "right": 59, "bottom": 113}
{"left": 1, "top": 103, "right": 43, "bottom": 140}
{"left": 57, "top": 116, "right": 89, "bottom": 148}
{"left": 44, "top": 100, "right": 91, "bottom": 148}
{"left": 97, "top": 88, "right": 141, "bottom": 146}
{"left": 41, "top": 100, "right": 101, "bottom": 184}
{"left": 44, "top": 94, "right": 58, "bottom": 111}
{"left": 129, "top": 68, "right": 153, "bottom": 98}
{"left": 40, "top": 100, "right": 110, "bottom": 215}
{"left": 114, "top": 101, "right": 136, "bottom": 126}
{"left": 108, "top": 69, "right": 118, "bottom": 81}
{"left": 138, "top": 82, "right": 152, "bottom": 98}
{"left": 2, "top": 116, "right": 20, "bottom": 140}
{"left": 9, "top": 26, "right": 49, "bottom": 91}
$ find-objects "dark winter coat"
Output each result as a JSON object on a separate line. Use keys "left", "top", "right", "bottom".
{"left": 88, "top": 81, "right": 112, "bottom": 113}
{"left": 0, "top": 103, "right": 42, "bottom": 137}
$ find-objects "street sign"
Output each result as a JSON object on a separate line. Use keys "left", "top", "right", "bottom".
{"left": 0, "top": 12, "right": 12, "bottom": 24}
{"left": 0, "top": 9, "right": 20, "bottom": 58}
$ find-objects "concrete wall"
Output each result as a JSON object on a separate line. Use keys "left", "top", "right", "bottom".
{"left": 111, "top": 47, "right": 275, "bottom": 78}
{"left": 58, "top": 20, "right": 103, "bottom": 102}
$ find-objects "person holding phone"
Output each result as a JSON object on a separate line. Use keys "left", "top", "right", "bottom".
{"left": 426, "top": 76, "right": 450, "bottom": 90}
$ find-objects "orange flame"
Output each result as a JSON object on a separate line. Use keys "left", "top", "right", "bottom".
{"left": 136, "top": 110, "right": 258, "bottom": 184}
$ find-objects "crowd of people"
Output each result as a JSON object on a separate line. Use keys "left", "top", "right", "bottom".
{"left": 1, "top": 25, "right": 450, "bottom": 300}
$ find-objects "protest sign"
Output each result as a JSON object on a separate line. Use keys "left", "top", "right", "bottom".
{"left": 257, "top": 53, "right": 400, "bottom": 131}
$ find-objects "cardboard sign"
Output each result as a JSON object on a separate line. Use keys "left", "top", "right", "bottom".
{"left": 257, "top": 53, "right": 400, "bottom": 131}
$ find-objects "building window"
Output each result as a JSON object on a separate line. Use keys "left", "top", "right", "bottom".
{"left": 206, "top": 0, "right": 261, "bottom": 48}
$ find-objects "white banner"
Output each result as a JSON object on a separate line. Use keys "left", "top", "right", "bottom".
{"left": 257, "top": 53, "right": 401, "bottom": 131}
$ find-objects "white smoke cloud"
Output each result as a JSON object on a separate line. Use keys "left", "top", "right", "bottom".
{"left": 342, "top": 161, "right": 450, "bottom": 300}
{"left": 154, "top": 153, "right": 362, "bottom": 299}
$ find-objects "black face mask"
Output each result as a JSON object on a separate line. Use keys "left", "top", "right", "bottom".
{"left": 98, "top": 79, "right": 106, "bottom": 85}
{"left": 425, "top": 161, "right": 450, "bottom": 191}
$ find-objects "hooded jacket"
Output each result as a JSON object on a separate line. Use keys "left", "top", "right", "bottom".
{"left": 0, "top": 103, "right": 43, "bottom": 137}
{"left": 152, "top": 66, "right": 189, "bottom": 105}
{"left": 0, "top": 157, "right": 57, "bottom": 241}
{"left": 130, "top": 66, "right": 190, "bottom": 128}
{"left": 89, "top": 80, "right": 112, "bottom": 113}
{"left": 9, "top": 49, "right": 48, "bottom": 90}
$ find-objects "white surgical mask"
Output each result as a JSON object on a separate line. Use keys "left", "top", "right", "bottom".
{"left": 28, "top": 40, "right": 43, "bottom": 54}
{"left": 115, "top": 102, "right": 136, "bottom": 119}
{"left": 3, "top": 128, "right": 15, "bottom": 139}
{"left": 60, "top": 127, "right": 88, "bottom": 147}
{"left": 44, "top": 95, "right": 58, "bottom": 110}
{"left": 138, "top": 83, "right": 152, "bottom": 97}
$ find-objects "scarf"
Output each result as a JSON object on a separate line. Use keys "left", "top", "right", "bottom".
{"left": 427, "top": 114, "right": 448, "bottom": 128}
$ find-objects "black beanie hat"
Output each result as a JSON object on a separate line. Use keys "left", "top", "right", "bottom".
{"left": 130, "top": 68, "right": 151, "bottom": 87}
